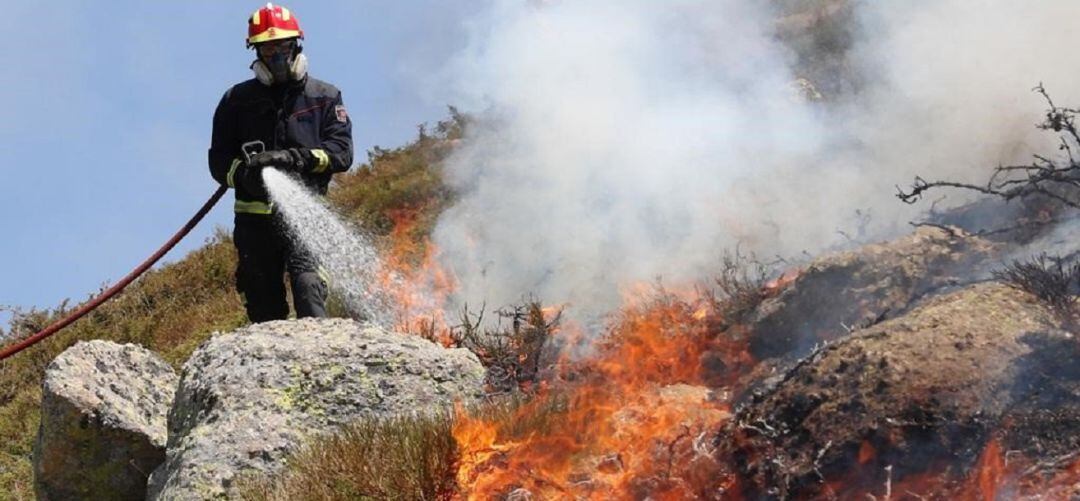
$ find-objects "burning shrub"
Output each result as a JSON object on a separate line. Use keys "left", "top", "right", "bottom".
{"left": 712, "top": 249, "right": 772, "bottom": 325}
{"left": 994, "top": 254, "right": 1080, "bottom": 325}
{"left": 329, "top": 110, "right": 465, "bottom": 264}
{"left": 419, "top": 301, "right": 559, "bottom": 394}
{"left": 237, "top": 396, "right": 567, "bottom": 501}
{"left": 449, "top": 286, "right": 756, "bottom": 500}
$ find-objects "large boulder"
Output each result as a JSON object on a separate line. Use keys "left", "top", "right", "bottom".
{"left": 147, "top": 318, "right": 486, "bottom": 500}
{"left": 728, "top": 282, "right": 1066, "bottom": 498}
{"left": 33, "top": 340, "right": 177, "bottom": 501}
{"left": 748, "top": 226, "right": 998, "bottom": 360}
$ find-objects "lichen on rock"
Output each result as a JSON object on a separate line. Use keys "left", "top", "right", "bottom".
{"left": 33, "top": 340, "right": 177, "bottom": 501}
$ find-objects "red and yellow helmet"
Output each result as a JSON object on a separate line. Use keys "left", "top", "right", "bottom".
{"left": 247, "top": 3, "right": 303, "bottom": 48}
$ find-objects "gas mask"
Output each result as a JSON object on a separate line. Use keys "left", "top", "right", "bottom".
{"left": 251, "top": 39, "right": 308, "bottom": 86}
{"left": 264, "top": 51, "right": 292, "bottom": 82}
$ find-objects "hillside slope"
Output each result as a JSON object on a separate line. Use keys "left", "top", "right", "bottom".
{"left": 0, "top": 114, "right": 464, "bottom": 500}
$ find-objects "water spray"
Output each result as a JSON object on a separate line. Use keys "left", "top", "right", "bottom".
{"left": 262, "top": 168, "right": 395, "bottom": 327}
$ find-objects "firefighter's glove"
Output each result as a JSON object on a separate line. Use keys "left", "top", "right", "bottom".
{"left": 247, "top": 149, "right": 307, "bottom": 173}
{"left": 235, "top": 165, "right": 269, "bottom": 200}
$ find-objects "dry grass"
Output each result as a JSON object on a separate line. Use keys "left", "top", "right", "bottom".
{"left": 238, "top": 395, "right": 568, "bottom": 501}
{"left": 238, "top": 412, "right": 460, "bottom": 501}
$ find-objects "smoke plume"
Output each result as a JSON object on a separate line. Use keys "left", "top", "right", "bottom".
{"left": 427, "top": 0, "right": 1080, "bottom": 322}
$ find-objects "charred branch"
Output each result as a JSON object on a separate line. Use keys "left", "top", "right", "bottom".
{"left": 897, "top": 85, "right": 1080, "bottom": 210}
{"left": 664, "top": 425, "right": 692, "bottom": 479}
{"left": 908, "top": 222, "right": 959, "bottom": 238}
{"left": 837, "top": 209, "right": 874, "bottom": 244}
{"left": 971, "top": 216, "right": 1064, "bottom": 238}
{"left": 908, "top": 213, "right": 1069, "bottom": 247}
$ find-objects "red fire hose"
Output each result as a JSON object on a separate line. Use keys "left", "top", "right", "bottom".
{"left": 0, "top": 186, "right": 228, "bottom": 361}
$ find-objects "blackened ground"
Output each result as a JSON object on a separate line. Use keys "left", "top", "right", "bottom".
{"left": 746, "top": 227, "right": 998, "bottom": 361}
{"left": 721, "top": 283, "right": 1065, "bottom": 499}
{"left": 1001, "top": 331, "right": 1080, "bottom": 459}
{"left": 926, "top": 194, "right": 1070, "bottom": 245}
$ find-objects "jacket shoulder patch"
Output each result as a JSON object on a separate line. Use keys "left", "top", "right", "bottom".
{"left": 335, "top": 104, "right": 348, "bottom": 123}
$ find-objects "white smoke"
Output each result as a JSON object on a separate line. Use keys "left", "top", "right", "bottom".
{"left": 426, "top": 0, "right": 1080, "bottom": 322}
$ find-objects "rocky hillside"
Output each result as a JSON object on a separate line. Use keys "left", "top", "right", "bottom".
{"left": 8, "top": 3, "right": 1080, "bottom": 497}
{"left": 28, "top": 204, "right": 1080, "bottom": 499}
{"left": 0, "top": 115, "right": 465, "bottom": 500}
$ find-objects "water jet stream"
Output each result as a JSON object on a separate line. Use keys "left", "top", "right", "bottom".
{"left": 263, "top": 168, "right": 395, "bottom": 327}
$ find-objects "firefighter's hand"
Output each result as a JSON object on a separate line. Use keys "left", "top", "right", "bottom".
{"left": 235, "top": 165, "right": 269, "bottom": 199}
{"left": 247, "top": 149, "right": 306, "bottom": 173}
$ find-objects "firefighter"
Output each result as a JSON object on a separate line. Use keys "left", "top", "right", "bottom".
{"left": 208, "top": 3, "right": 353, "bottom": 322}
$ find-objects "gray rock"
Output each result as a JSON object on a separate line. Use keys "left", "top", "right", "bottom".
{"left": 147, "top": 318, "right": 486, "bottom": 501}
{"left": 33, "top": 340, "right": 177, "bottom": 501}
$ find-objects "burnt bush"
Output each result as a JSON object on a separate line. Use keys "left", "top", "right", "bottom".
{"left": 417, "top": 301, "right": 559, "bottom": 394}
{"left": 993, "top": 254, "right": 1080, "bottom": 324}
{"left": 899, "top": 85, "right": 1080, "bottom": 212}
{"left": 895, "top": 84, "right": 1080, "bottom": 251}
{"left": 712, "top": 250, "right": 771, "bottom": 325}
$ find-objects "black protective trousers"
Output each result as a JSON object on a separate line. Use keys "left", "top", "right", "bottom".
{"left": 233, "top": 213, "right": 328, "bottom": 322}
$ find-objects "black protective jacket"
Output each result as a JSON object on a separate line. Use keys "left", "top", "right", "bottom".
{"left": 209, "top": 76, "right": 352, "bottom": 214}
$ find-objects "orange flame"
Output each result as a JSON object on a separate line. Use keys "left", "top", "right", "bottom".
{"left": 452, "top": 286, "right": 754, "bottom": 499}
{"left": 971, "top": 439, "right": 1005, "bottom": 501}
{"left": 374, "top": 205, "right": 1080, "bottom": 499}
{"left": 857, "top": 440, "right": 876, "bottom": 465}
{"left": 376, "top": 205, "right": 460, "bottom": 345}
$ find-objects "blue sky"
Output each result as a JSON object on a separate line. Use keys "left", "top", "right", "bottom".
{"left": 1, "top": 2, "right": 479, "bottom": 324}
